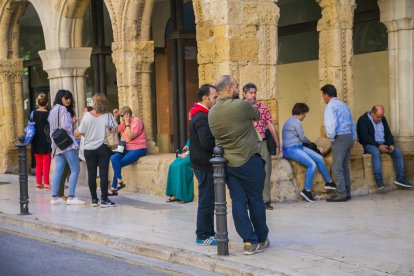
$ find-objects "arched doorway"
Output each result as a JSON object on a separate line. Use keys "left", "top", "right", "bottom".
{"left": 152, "top": 0, "right": 198, "bottom": 153}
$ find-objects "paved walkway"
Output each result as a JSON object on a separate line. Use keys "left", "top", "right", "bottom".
{"left": 0, "top": 173, "right": 413, "bottom": 275}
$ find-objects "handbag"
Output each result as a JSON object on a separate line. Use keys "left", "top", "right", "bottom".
{"left": 24, "top": 111, "right": 36, "bottom": 144}
{"left": 104, "top": 113, "right": 119, "bottom": 150}
{"left": 51, "top": 107, "right": 74, "bottom": 150}
{"left": 265, "top": 128, "right": 277, "bottom": 155}
{"left": 302, "top": 142, "right": 322, "bottom": 155}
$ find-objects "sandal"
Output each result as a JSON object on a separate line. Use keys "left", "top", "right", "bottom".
{"left": 108, "top": 189, "right": 118, "bottom": 196}
{"left": 36, "top": 184, "right": 43, "bottom": 190}
{"left": 116, "top": 183, "right": 126, "bottom": 191}
{"left": 166, "top": 197, "right": 179, "bottom": 203}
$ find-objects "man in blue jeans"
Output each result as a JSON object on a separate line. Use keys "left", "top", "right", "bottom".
{"left": 209, "top": 75, "right": 269, "bottom": 255}
{"left": 357, "top": 104, "right": 413, "bottom": 189}
{"left": 189, "top": 84, "right": 218, "bottom": 246}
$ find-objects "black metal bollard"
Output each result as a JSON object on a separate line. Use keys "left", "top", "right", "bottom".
{"left": 16, "top": 136, "right": 30, "bottom": 215}
{"left": 210, "top": 145, "right": 229, "bottom": 256}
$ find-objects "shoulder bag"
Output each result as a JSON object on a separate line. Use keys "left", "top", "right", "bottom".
{"left": 104, "top": 113, "right": 119, "bottom": 150}
{"left": 265, "top": 128, "right": 277, "bottom": 156}
{"left": 51, "top": 107, "right": 74, "bottom": 150}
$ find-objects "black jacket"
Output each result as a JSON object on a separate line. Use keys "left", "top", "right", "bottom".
{"left": 189, "top": 111, "right": 215, "bottom": 171}
{"left": 356, "top": 112, "right": 394, "bottom": 148}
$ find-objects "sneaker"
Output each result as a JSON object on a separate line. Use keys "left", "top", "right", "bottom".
{"left": 196, "top": 236, "right": 217, "bottom": 246}
{"left": 259, "top": 238, "right": 270, "bottom": 249}
{"left": 100, "top": 199, "right": 115, "bottom": 208}
{"left": 66, "top": 197, "right": 85, "bottom": 205}
{"left": 325, "top": 182, "right": 336, "bottom": 190}
{"left": 243, "top": 242, "right": 263, "bottom": 255}
{"left": 394, "top": 180, "right": 413, "bottom": 188}
{"left": 91, "top": 199, "right": 99, "bottom": 207}
{"left": 50, "top": 197, "right": 66, "bottom": 205}
{"left": 300, "top": 189, "right": 315, "bottom": 202}
{"left": 377, "top": 185, "right": 384, "bottom": 190}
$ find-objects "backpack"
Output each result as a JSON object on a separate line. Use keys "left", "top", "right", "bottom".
{"left": 24, "top": 111, "right": 36, "bottom": 144}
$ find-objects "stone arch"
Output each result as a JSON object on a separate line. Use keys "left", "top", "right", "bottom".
{"left": 120, "top": 0, "right": 154, "bottom": 42}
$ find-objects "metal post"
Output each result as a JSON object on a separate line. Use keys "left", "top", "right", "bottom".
{"left": 17, "top": 136, "right": 30, "bottom": 215}
{"left": 210, "top": 145, "right": 229, "bottom": 256}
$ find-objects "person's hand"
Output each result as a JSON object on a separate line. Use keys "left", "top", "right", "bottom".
{"left": 388, "top": 145, "right": 395, "bottom": 153}
{"left": 124, "top": 112, "right": 130, "bottom": 125}
{"left": 74, "top": 130, "right": 81, "bottom": 139}
{"left": 379, "top": 144, "right": 388, "bottom": 153}
{"left": 182, "top": 146, "right": 189, "bottom": 152}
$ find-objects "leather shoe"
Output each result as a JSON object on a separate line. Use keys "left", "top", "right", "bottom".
{"left": 347, "top": 195, "right": 351, "bottom": 200}
{"left": 265, "top": 202, "right": 274, "bottom": 210}
{"left": 326, "top": 195, "right": 348, "bottom": 202}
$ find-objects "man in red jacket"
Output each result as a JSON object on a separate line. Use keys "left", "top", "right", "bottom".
{"left": 357, "top": 104, "right": 412, "bottom": 189}
{"left": 189, "top": 84, "right": 218, "bottom": 246}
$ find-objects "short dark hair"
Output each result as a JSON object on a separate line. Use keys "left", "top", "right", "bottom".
{"left": 292, "top": 103, "right": 309, "bottom": 115}
{"left": 242, "top": 83, "right": 257, "bottom": 93}
{"left": 321, "top": 84, "right": 337, "bottom": 97}
{"left": 37, "top": 93, "right": 48, "bottom": 107}
{"left": 197, "top": 84, "right": 215, "bottom": 101}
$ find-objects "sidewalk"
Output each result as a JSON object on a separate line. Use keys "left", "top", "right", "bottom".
{"left": 0, "top": 173, "right": 413, "bottom": 275}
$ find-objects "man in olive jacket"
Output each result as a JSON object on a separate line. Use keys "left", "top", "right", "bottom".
{"left": 357, "top": 105, "right": 412, "bottom": 189}
{"left": 189, "top": 84, "right": 218, "bottom": 246}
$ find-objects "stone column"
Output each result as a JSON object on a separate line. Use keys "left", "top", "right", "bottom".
{"left": 317, "top": 0, "right": 356, "bottom": 113}
{"left": 38, "top": 47, "right": 92, "bottom": 117}
{"left": 0, "top": 58, "right": 24, "bottom": 173}
{"left": 378, "top": 0, "right": 414, "bottom": 151}
{"left": 112, "top": 40, "right": 158, "bottom": 154}
{"left": 194, "top": 0, "right": 279, "bottom": 121}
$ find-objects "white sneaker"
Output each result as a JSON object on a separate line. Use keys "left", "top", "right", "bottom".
{"left": 66, "top": 197, "right": 85, "bottom": 205}
{"left": 50, "top": 198, "right": 66, "bottom": 205}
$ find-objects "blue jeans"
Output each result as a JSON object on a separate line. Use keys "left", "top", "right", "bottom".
{"left": 51, "top": 149, "right": 80, "bottom": 197}
{"left": 194, "top": 170, "right": 215, "bottom": 240}
{"left": 283, "top": 145, "right": 332, "bottom": 190}
{"left": 225, "top": 155, "right": 268, "bottom": 244}
{"left": 111, "top": 148, "right": 147, "bottom": 188}
{"left": 364, "top": 144, "right": 406, "bottom": 187}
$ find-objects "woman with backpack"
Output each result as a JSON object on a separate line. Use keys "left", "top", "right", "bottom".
{"left": 31, "top": 93, "right": 52, "bottom": 190}
{"left": 48, "top": 89, "right": 84, "bottom": 205}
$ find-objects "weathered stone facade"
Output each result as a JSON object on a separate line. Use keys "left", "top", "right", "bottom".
{"left": 0, "top": 0, "right": 412, "bottom": 202}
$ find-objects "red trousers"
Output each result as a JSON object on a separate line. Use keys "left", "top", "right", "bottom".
{"left": 34, "top": 153, "right": 51, "bottom": 185}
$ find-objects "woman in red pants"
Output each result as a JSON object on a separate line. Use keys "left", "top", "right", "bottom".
{"left": 31, "top": 93, "right": 52, "bottom": 189}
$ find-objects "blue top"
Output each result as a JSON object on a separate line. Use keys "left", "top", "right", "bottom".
{"left": 324, "top": 98, "right": 356, "bottom": 141}
{"left": 367, "top": 112, "right": 385, "bottom": 144}
{"left": 282, "top": 116, "right": 310, "bottom": 148}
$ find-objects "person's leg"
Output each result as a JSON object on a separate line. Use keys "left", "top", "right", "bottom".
{"left": 84, "top": 149, "right": 99, "bottom": 200}
{"left": 43, "top": 153, "right": 52, "bottom": 186}
{"left": 59, "top": 162, "right": 69, "bottom": 196}
{"left": 226, "top": 168, "right": 258, "bottom": 244}
{"left": 51, "top": 154, "right": 65, "bottom": 198}
{"left": 331, "top": 136, "right": 348, "bottom": 197}
{"left": 97, "top": 145, "right": 111, "bottom": 201}
{"left": 110, "top": 153, "right": 123, "bottom": 189}
{"left": 257, "top": 141, "right": 272, "bottom": 203}
{"left": 195, "top": 170, "right": 215, "bottom": 240}
{"left": 284, "top": 146, "right": 316, "bottom": 191}
{"left": 64, "top": 149, "right": 80, "bottom": 198}
{"left": 364, "top": 144, "right": 384, "bottom": 188}
{"left": 303, "top": 147, "right": 332, "bottom": 183}
{"left": 390, "top": 146, "right": 406, "bottom": 182}
{"left": 237, "top": 155, "right": 269, "bottom": 243}
{"left": 34, "top": 154, "right": 43, "bottom": 187}
{"left": 115, "top": 149, "right": 147, "bottom": 186}
{"left": 343, "top": 138, "right": 353, "bottom": 197}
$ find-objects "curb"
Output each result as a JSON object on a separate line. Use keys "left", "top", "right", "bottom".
{"left": 0, "top": 212, "right": 284, "bottom": 276}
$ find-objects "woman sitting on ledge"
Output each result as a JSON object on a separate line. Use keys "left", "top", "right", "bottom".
{"left": 109, "top": 106, "right": 147, "bottom": 196}
{"left": 165, "top": 140, "right": 194, "bottom": 203}
{"left": 282, "top": 103, "right": 336, "bottom": 202}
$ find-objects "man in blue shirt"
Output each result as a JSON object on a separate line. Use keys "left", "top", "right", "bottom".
{"left": 357, "top": 105, "right": 412, "bottom": 189}
{"left": 322, "top": 84, "right": 356, "bottom": 202}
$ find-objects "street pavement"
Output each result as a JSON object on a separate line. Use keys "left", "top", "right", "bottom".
{"left": 0, "top": 173, "right": 413, "bottom": 275}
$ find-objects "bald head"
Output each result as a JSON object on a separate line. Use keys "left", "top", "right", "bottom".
{"left": 215, "top": 75, "right": 240, "bottom": 99}
{"left": 370, "top": 104, "right": 385, "bottom": 124}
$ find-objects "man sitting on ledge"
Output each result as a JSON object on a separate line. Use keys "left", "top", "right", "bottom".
{"left": 357, "top": 104, "right": 413, "bottom": 189}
